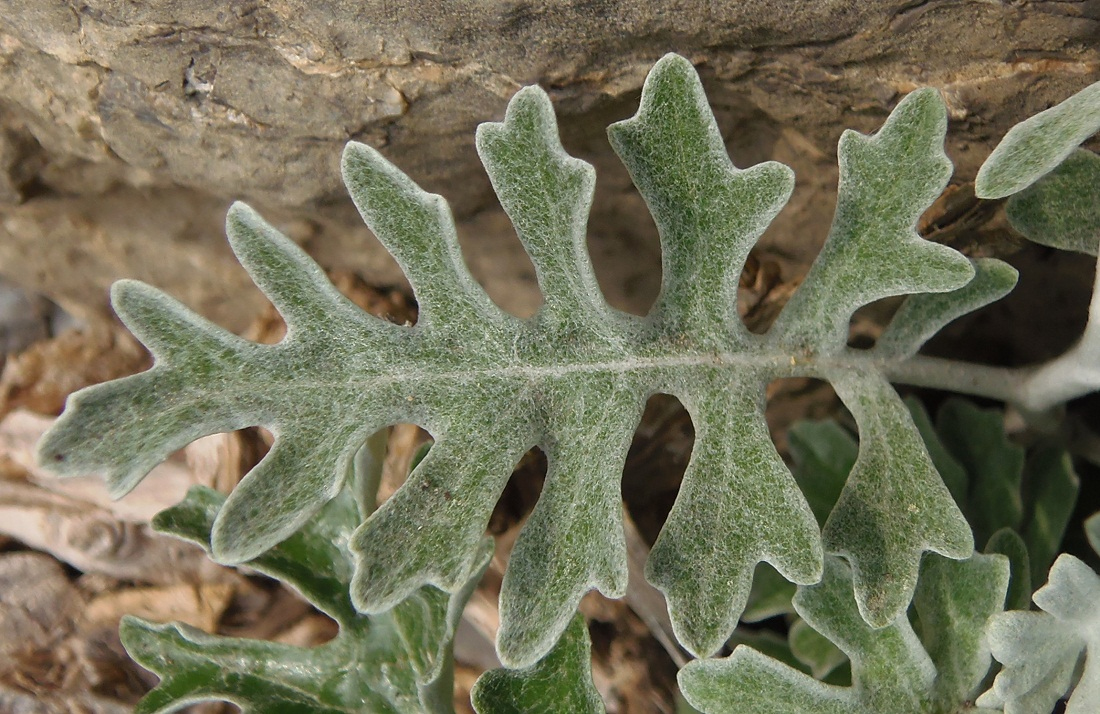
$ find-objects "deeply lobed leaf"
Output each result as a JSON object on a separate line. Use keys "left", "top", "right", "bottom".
{"left": 769, "top": 87, "right": 974, "bottom": 352}
{"left": 40, "top": 52, "right": 1014, "bottom": 663}
{"left": 742, "top": 397, "right": 1075, "bottom": 686}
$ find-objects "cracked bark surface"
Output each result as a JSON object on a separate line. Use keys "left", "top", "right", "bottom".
{"left": 0, "top": 1, "right": 1097, "bottom": 326}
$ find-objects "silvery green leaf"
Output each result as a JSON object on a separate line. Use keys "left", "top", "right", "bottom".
{"left": 124, "top": 486, "right": 492, "bottom": 713}
{"left": 39, "top": 52, "right": 996, "bottom": 662}
{"left": 606, "top": 56, "right": 794, "bottom": 345}
{"left": 981, "top": 553, "right": 1100, "bottom": 714}
{"left": 471, "top": 613, "right": 604, "bottom": 714}
{"left": 1006, "top": 149, "right": 1100, "bottom": 255}
{"left": 975, "top": 80, "right": 1100, "bottom": 199}
{"left": 740, "top": 419, "right": 858, "bottom": 625}
{"left": 681, "top": 645, "right": 852, "bottom": 714}
{"left": 682, "top": 554, "right": 1008, "bottom": 714}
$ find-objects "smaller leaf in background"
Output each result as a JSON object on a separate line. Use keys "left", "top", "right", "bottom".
{"left": 788, "top": 618, "right": 847, "bottom": 681}
{"left": 153, "top": 485, "right": 359, "bottom": 624}
{"left": 903, "top": 398, "right": 969, "bottom": 508}
{"left": 984, "top": 528, "right": 1033, "bottom": 612}
{"left": 126, "top": 486, "right": 492, "bottom": 713}
{"left": 1020, "top": 446, "right": 1079, "bottom": 589}
{"left": 471, "top": 613, "right": 605, "bottom": 714}
{"left": 787, "top": 420, "right": 857, "bottom": 528}
{"left": 681, "top": 553, "right": 1008, "bottom": 714}
{"left": 122, "top": 619, "right": 378, "bottom": 714}
{"left": 732, "top": 619, "right": 856, "bottom": 686}
{"left": 726, "top": 629, "right": 810, "bottom": 675}
{"left": 913, "top": 553, "right": 1011, "bottom": 710}
{"left": 975, "top": 79, "right": 1100, "bottom": 199}
{"left": 1006, "top": 149, "right": 1100, "bottom": 256}
{"left": 742, "top": 563, "right": 798, "bottom": 623}
{"left": 930, "top": 398, "right": 1078, "bottom": 588}
{"left": 935, "top": 399, "right": 1025, "bottom": 545}
{"left": 980, "top": 546, "right": 1100, "bottom": 714}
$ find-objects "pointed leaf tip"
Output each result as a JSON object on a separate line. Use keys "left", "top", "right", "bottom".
{"left": 876, "top": 258, "right": 1018, "bottom": 359}
{"left": 209, "top": 430, "right": 356, "bottom": 565}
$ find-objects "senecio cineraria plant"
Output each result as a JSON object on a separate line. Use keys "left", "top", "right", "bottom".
{"left": 33, "top": 53, "right": 1100, "bottom": 713}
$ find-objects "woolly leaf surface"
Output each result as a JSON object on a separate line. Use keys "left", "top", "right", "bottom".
{"left": 124, "top": 486, "right": 491, "bottom": 713}
{"left": 40, "top": 53, "right": 1005, "bottom": 663}
{"left": 976, "top": 79, "right": 1100, "bottom": 199}
{"left": 749, "top": 396, "right": 1055, "bottom": 638}
{"left": 681, "top": 554, "right": 1008, "bottom": 714}
{"left": 822, "top": 374, "right": 972, "bottom": 626}
{"left": 769, "top": 88, "right": 973, "bottom": 352}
